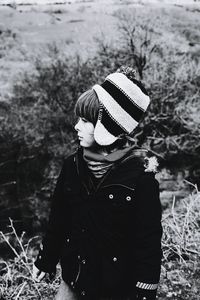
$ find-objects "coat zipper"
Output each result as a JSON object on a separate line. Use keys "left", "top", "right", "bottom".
{"left": 74, "top": 261, "right": 81, "bottom": 284}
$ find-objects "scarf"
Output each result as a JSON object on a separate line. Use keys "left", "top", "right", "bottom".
{"left": 83, "top": 145, "right": 137, "bottom": 179}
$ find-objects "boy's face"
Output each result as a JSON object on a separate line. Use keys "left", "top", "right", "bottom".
{"left": 74, "top": 117, "right": 96, "bottom": 148}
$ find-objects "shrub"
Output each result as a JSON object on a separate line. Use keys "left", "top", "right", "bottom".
{"left": 93, "top": 10, "right": 200, "bottom": 177}
{"left": 0, "top": 45, "right": 97, "bottom": 231}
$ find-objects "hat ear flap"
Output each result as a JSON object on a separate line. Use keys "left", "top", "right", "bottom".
{"left": 94, "top": 115, "right": 118, "bottom": 146}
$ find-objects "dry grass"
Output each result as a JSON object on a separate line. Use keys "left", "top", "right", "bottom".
{"left": 0, "top": 182, "right": 200, "bottom": 299}
{"left": 159, "top": 181, "right": 200, "bottom": 299}
{"left": 0, "top": 219, "right": 61, "bottom": 299}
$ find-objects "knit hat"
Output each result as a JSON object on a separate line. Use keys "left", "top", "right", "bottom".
{"left": 92, "top": 67, "right": 151, "bottom": 146}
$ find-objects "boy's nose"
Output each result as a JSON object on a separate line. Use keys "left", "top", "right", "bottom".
{"left": 74, "top": 119, "right": 80, "bottom": 131}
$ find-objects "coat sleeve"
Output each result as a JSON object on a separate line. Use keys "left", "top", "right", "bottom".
{"left": 35, "top": 160, "right": 70, "bottom": 274}
{"left": 134, "top": 173, "right": 162, "bottom": 297}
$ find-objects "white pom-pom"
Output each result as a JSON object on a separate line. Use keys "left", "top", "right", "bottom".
{"left": 144, "top": 156, "right": 159, "bottom": 173}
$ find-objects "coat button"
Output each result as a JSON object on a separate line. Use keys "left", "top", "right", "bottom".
{"left": 113, "top": 257, "right": 117, "bottom": 262}
{"left": 126, "top": 196, "right": 131, "bottom": 201}
{"left": 109, "top": 194, "right": 114, "bottom": 199}
{"left": 81, "top": 291, "right": 86, "bottom": 296}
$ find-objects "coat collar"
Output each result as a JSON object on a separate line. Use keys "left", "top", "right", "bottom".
{"left": 74, "top": 146, "right": 152, "bottom": 194}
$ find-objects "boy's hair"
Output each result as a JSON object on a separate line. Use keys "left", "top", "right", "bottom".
{"left": 74, "top": 89, "right": 99, "bottom": 126}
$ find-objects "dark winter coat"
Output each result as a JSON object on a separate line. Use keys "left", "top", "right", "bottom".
{"left": 35, "top": 147, "right": 162, "bottom": 299}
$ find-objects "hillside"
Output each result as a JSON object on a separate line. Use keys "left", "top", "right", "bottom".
{"left": 0, "top": 0, "right": 200, "bottom": 100}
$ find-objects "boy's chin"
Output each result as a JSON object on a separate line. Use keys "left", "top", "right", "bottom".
{"left": 80, "top": 140, "right": 95, "bottom": 148}
{"left": 80, "top": 141, "right": 89, "bottom": 148}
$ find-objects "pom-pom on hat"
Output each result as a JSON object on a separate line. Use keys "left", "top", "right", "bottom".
{"left": 92, "top": 66, "right": 151, "bottom": 146}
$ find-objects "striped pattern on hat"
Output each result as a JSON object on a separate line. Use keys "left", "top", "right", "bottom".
{"left": 92, "top": 72, "right": 150, "bottom": 146}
